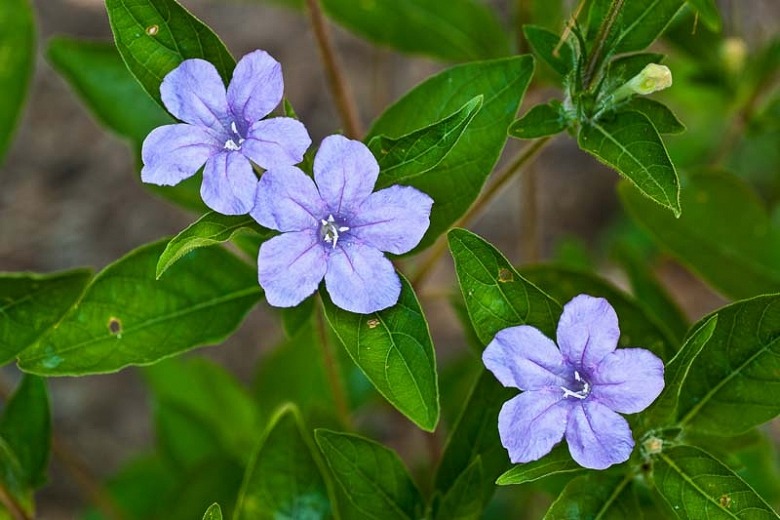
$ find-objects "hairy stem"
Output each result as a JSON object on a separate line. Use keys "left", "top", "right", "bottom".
{"left": 0, "top": 482, "right": 30, "bottom": 520}
{"left": 410, "top": 137, "right": 552, "bottom": 289}
{"left": 316, "top": 299, "right": 352, "bottom": 429}
{"left": 583, "top": 0, "right": 624, "bottom": 89}
{"left": 305, "top": 0, "right": 363, "bottom": 138}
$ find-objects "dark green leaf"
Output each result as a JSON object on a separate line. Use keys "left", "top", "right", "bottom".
{"left": 0, "top": 0, "right": 35, "bottom": 165}
{"left": 315, "top": 429, "right": 423, "bottom": 520}
{"left": 620, "top": 99, "right": 685, "bottom": 134}
{"left": 322, "top": 276, "right": 439, "bottom": 431}
{"left": 202, "top": 503, "right": 222, "bottom": 520}
{"left": 161, "top": 457, "right": 244, "bottom": 520}
{"left": 520, "top": 265, "right": 677, "bottom": 362}
{"left": 543, "top": 473, "right": 639, "bottom": 519}
{"left": 579, "top": 110, "right": 680, "bottom": 216}
{"left": 320, "top": 0, "right": 509, "bottom": 61}
{"left": 447, "top": 228, "right": 560, "bottom": 345}
{"left": 0, "top": 376, "right": 50, "bottom": 488}
{"left": 235, "top": 405, "right": 331, "bottom": 520}
{"left": 620, "top": 172, "right": 780, "bottom": 299}
{"left": 523, "top": 25, "right": 575, "bottom": 76}
{"left": 17, "top": 240, "right": 261, "bottom": 375}
{"left": 677, "top": 294, "right": 780, "bottom": 435}
{"left": 686, "top": 0, "right": 722, "bottom": 32}
{"left": 280, "top": 297, "right": 316, "bottom": 339}
{"left": 369, "top": 96, "right": 483, "bottom": 188}
{"left": 496, "top": 444, "right": 583, "bottom": 486}
{"left": 157, "top": 212, "right": 267, "bottom": 278}
{"left": 434, "top": 457, "right": 483, "bottom": 520}
{"left": 508, "top": 101, "right": 568, "bottom": 139}
{"left": 105, "top": 0, "right": 235, "bottom": 106}
{"left": 654, "top": 445, "right": 777, "bottom": 519}
{"left": 592, "top": 0, "right": 685, "bottom": 54}
{"left": 369, "top": 56, "right": 535, "bottom": 252}
{"left": 0, "top": 269, "right": 91, "bottom": 365}
{"left": 0, "top": 438, "right": 33, "bottom": 517}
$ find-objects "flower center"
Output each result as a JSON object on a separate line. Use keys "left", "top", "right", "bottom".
{"left": 224, "top": 121, "right": 245, "bottom": 151}
{"left": 561, "top": 370, "right": 590, "bottom": 400}
{"left": 320, "top": 214, "right": 350, "bottom": 248}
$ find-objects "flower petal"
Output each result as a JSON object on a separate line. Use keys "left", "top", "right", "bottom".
{"left": 590, "top": 348, "right": 665, "bottom": 414}
{"left": 227, "top": 50, "right": 283, "bottom": 125}
{"left": 350, "top": 185, "right": 433, "bottom": 255}
{"left": 565, "top": 400, "right": 634, "bottom": 469}
{"left": 314, "top": 135, "right": 379, "bottom": 214}
{"left": 483, "top": 326, "right": 568, "bottom": 391}
{"left": 258, "top": 230, "right": 327, "bottom": 307}
{"left": 242, "top": 117, "right": 311, "bottom": 170}
{"left": 160, "top": 59, "right": 229, "bottom": 135}
{"left": 324, "top": 242, "right": 399, "bottom": 313}
{"left": 498, "top": 390, "right": 570, "bottom": 464}
{"left": 252, "top": 165, "right": 325, "bottom": 232}
{"left": 201, "top": 152, "right": 258, "bottom": 215}
{"left": 141, "top": 124, "right": 218, "bottom": 185}
{"left": 557, "top": 295, "right": 620, "bottom": 369}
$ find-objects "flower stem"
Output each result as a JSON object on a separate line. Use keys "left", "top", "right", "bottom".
{"left": 316, "top": 298, "right": 352, "bottom": 429}
{"left": 410, "top": 137, "right": 552, "bottom": 290}
{"left": 305, "top": 0, "right": 363, "bottom": 139}
{"left": 0, "top": 482, "right": 30, "bottom": 520}
{"left": 583, "top": 0, "right": 624, "bottom": 89}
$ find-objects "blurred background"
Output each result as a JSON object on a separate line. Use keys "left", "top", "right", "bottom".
{"left": 0, "top": 0, "right": 778, "bottom": 517}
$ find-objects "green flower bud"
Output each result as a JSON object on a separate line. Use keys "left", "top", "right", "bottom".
{"left": 625, "top": 63, "right": 673, "bottom": 95}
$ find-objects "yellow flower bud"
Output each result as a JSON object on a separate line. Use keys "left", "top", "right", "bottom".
{"left": 721, "top": 37, "right": 747, "bottom": 74}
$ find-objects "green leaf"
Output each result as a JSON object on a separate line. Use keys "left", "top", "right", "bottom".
{"left": 434, "top": 457, "right": 483, "bottom": 520}
{"left": 0, "top": 269, "right": 91, "bottom": 365}
{"left": 369, "top": 96, "right": 483, "bottom": 188}
{"left": 508, "top": 101, "right": 568, "bottom": 139}
{"left": 321, "top": 276, "right": 439, "bottom": 431}
{"left": 653, "top": 445, "right": 777, "bottom": 519}
{"left": 17, "top": 240, "right": 261, "bottom": 375}
{"left": 157, "top": 212, "right": 267, "bottom": 278}
{"left": 520, "top": 265, "right": 677, "bottom": 362}
{"left": 369, "top": 56, "right": 535, "bottom": 252}
{"left": 46, "top": 37, "right": 204, "bottom": 211}
{"left": 592, "top": 0, "right": 685, "bottom": 54}
{"left": 543, "top": 473, "right": 640, "bottom": 519}
{"left": 686, "top": 0, "right": 722, "bottom": 32}
{"left": 315, "top": 429, "right": 424, "bottom": 520}
{"left": 0, "top": 0, "right": 35, "bottom": 165}
{"left": 620, "top": 172, "right": 780, "bottom": 299}
{"left": 578, "top": 110, "right": 680, "bottom": 216}
{"left": 0, "top": 376, "right": 50, "bottom": 488}
{"left": 0, "top": 438, "right": 33, "bottom": 517}
{"left": 320, "top": 0, "right": 509, "bottom": 61}
{"left": 105, "top": 0, "right": 235, "bottom": 107}
{"left": 677, "top": 294, "right": 780, "bottom": 435}
{"left": 280, "top": 297, "right": 316, "bottom": 339}
{"left": 523, "top": 25, "right": 575, "bottom": 76}
{"left": 161, "top": 457, "right": 244, "bottom": 520}
{"left": 496, "top": 444, "right": 583, "bottom": 486}
{"left": 202, "top": 503, "right": 222, "bottom": 520}
{"left": 235, "top": 405, "right": 331, "bottom": 520}
{"left": 620, "top": 99, "right": 685, "bottom": 134}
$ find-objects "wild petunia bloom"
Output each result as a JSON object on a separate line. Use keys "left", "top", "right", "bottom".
{"left": 141, "top": 50, "right": 311, "bottom": 215}
{"left": 482, "top": 294, "right": 665, "bottom": 470}
{"left": 252, "top": 134, "right": 433, "bottom": 314}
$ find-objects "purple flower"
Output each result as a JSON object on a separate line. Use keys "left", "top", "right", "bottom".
{"left": 141, "top": 50, "right": 311, "bottom": 215}
{"left": 251, "top": 134, "right": 433, "bottom": 314}
{"left": 483, "top": 294, "right": 665, "bottom": 470}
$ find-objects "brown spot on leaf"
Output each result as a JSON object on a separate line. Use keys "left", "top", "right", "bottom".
{"left": 719, "top": 494, "right": 732, "bottom": 508}
{"left": 367, "top": 318, "right": 380, "bottom": 329}
{"left": 498, "top": 268, "right": 513, "bottom": 283}
{"left": 108, "top": 317, "right": 122, "bottom": 335}
{"left": 146, "top": 25, "right": 159, "bottom": 36}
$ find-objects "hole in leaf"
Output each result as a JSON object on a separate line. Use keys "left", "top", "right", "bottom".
{"left": 367, "top": 318, "right": 380, "bottom": 329}
{"left": 146, "top": 25, "right": 159, "bottom": 36}
{"left": 498, "top": 268, "right": 513, "bottom": 283}
{"left": 108, "top": 317, "right": 122, "bottom": 335}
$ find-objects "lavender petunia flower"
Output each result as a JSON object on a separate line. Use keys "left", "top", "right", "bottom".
{"left": 482, "top": 294, "right": 665, "bottom": 470}
{"left": 141, "top": 50, "right": 311, "bottom": 215}
{"left": 251, "top": 134, "right": 433, "bottom": 314}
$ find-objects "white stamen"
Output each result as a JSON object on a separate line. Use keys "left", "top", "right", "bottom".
{"left": 320, "top": 214, "right": 348, "bottom": 249}
{"left": 561, "top": 370, "right": 590, "bottom": 400}
{"left": 231, "top": 121, "right": 239, "bottom": 134}
{"left": 224, "top": 121, "right": 245, "bottom": 151}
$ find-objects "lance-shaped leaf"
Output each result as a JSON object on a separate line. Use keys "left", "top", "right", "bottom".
{"left": 523, "top": 25, "right": 575, "bottom": 76}
{"left": 369, "top": 56, "right": 535, "bottom": 252}
{"left": 588, "top": 0, "right": 685, "bottom": 54}
{"left": 320, "top": 0, "right": 509, "bottom": 62}
{"left": 202, "top": 503, "right": 222, "bottom": 520}
{"left": 620, "top": 99, "right": 685, "bottom": 135}
{"left": 315, "top": 429, "right": 424, "bottom": 520}
{"left": 653, "top": 445, "right": 777, "bottom": 519}
{"left": 0, "top": 269, "right": 91, "bottom": 365}
{"left": 369, "top": 96, "right": 483, "bottom": 188}
{"left": 434, "top": 457, "right": 484, "bottom": 520}
{"left": 543, "top": 473, "right": 640, "bottom": 519}
{"left": 0, "top": 438, "right": 33, "bottom": 518}
{"left": 579, "top": 110, "right": 680, "bottom": 216}
{"left": 0, "top": 376, "right": 51, "bottom": 489}
{"left": 157, "top": 212, "right": 268, "bottom": 278}
{"left": 17, "top": 241, "right": 261, "bottom": 375}
{"left": 321, "top": 276, "right": 439, "bottom": 431}
{"left": 620, "top": 173, "right": 780, "bottom": 300}
{"left": 105, "top": 0, "right": 235, "bottom": 107}
{"left": 496, "top": 444, "right": 583, "bottom": 486}
{"left": 235, "top": 405, "right": 331, "bottom": 520}
{"left": 509, "top": 101, "right": 568, "bottom": 139}
{"left": 677, "top": 294, "right": 780, "bottom": 435}
{"left": 0, "top": 0, "right": 35, "bottom": 165}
